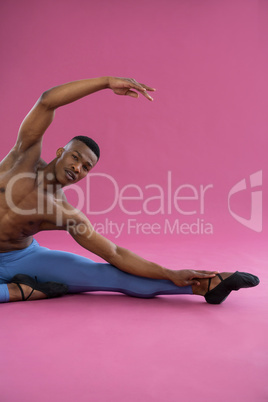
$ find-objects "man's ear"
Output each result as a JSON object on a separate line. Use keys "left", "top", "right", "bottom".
{"left": 56, "top": 147, "right": 65, "bottom": 158}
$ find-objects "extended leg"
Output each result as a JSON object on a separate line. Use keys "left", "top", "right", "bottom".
{"left": 2, "top": 241, "right": 193, "bottom": 299}
{"left": 1, "top": 240, "right": 259, "bottom": 303}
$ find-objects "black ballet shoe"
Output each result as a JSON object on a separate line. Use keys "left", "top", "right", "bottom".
{"left": 205, "top": 271, "right": 260, "bottom": 304}
{"left": 10, "top": 274, "right": 68, "bottom": 301}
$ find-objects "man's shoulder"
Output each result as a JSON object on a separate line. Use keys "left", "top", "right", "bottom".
{"left": 0, "top": 143, "right": 44, "bottom": 175}
{"left": 0, "top": 147, "right": 20, "bottom": 174}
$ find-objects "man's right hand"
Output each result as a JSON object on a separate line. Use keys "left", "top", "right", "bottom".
{"left": 15, "top": 76, "right": 155, "bottom": 159}
{"left": 108, "top": 77, "right": 155, "bottom": 101}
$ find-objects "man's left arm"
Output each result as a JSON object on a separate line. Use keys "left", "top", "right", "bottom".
{"left": 64, "top": 210, "right": 217, "bottom": 287}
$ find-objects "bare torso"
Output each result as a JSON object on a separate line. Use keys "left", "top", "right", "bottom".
{"left": 0, "top": 147, "right": 66, "bottom": 252}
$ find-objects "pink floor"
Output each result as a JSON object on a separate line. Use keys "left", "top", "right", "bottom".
{"left": 1, "top": 237, "right": 267, "bottom": 402}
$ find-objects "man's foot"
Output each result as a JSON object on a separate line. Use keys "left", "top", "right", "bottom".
{"left": 192, "top": 271, "right": 260, "bottom": 304}
{"left": 7, "top": 283, "right": 47, "bottom": 302}
{"left": 8, "top": 274, "right": 68, "bottom": 302}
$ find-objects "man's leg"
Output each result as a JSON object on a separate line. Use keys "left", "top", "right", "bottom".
{"left": 1, "top": 240, "right": 259, "bottom": 303}
{"left": 1, "top": 240, "right": 193, "bottom": 301}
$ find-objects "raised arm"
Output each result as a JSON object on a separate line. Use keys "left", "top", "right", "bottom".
{"left": 15, "top": 77, "right": 155, "bottom": 153}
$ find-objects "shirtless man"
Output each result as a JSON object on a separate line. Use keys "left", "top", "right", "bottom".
{"left": 0, "top": 76, "right": 259, "bottom": 304}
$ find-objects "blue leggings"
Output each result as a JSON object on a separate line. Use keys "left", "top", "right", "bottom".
{"left": 0, "top": 239, "right": 192, "bottom": 302}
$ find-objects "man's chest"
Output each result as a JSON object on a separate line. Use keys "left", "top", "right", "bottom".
{"left": 0, "top": 177, "right": 62, "bottom": 232}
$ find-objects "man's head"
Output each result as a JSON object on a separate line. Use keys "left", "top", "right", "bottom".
{"left": 54, "top": 136, "right": 100, "bottom": 186}
{"left": 70, "top": 136, "right": 100, "bottom": 160}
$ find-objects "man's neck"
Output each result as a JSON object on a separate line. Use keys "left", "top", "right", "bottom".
{"left": 37, "top": 160, "right": 63, "bottom": 195}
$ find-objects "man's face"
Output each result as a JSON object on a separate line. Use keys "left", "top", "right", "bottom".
{"left": 55, "top": 140, "right": 98, "bottom": 186}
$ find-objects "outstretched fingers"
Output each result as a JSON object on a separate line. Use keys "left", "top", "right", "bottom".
{"left": 126, "top": 79, "right": 156, "bottom": 101}
{"left": 110, "top": 77, "right": 156, "bottom": 101}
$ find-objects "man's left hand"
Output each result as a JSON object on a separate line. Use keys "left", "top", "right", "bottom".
{"left": 168, "top": 269, "right": 219, "bottom": 287}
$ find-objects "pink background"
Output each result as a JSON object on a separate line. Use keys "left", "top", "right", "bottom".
{"left": 1, "top": 0, "right": 267, "bottom": 249}
{"left": 1, "top": 1, "right": 267, "bottom": 401}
